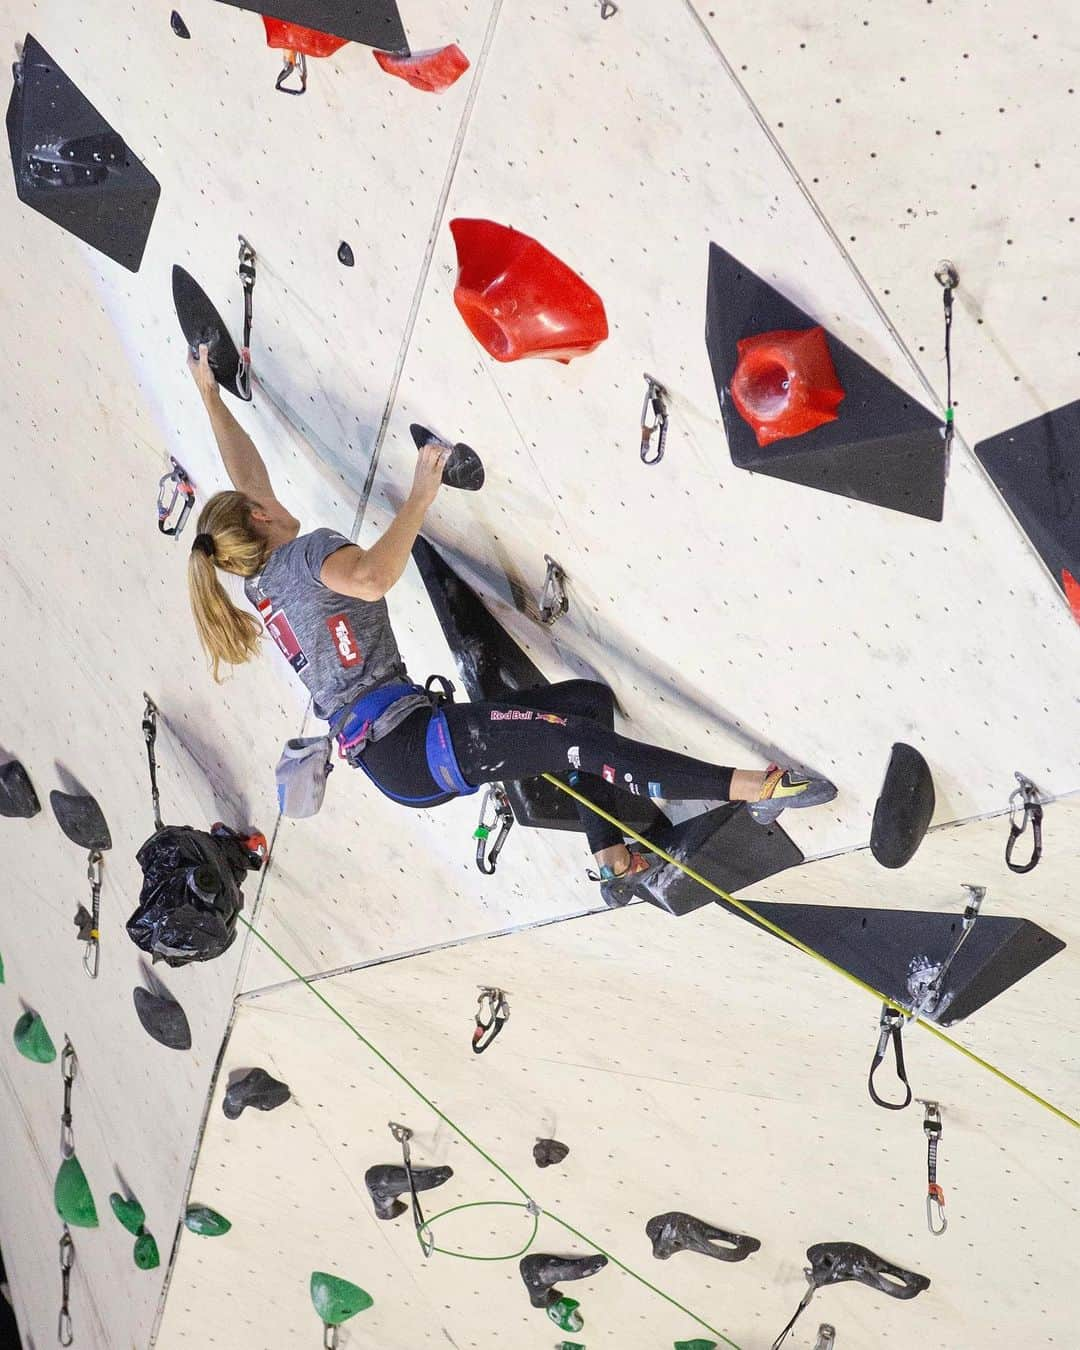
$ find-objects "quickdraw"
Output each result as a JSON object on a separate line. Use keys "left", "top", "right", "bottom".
{"left": 473, "top": 986, "right": 510, "bottom": 1054}
{"left": 236, "top": 235, "right": 257, "bottom": 400}
{"left": 142, "top": 693, "right": 165, "bottom": 832}
{"left": 275, "top": 49, "right": 308, "bottom": 94}
{"left": 814, "top": 1328, "right": 836, "bottom": 1350}
{"left": 1006, "top": 772, "right": 1043, "bottom": 874}
{"left": 539, "top": 555, "right": 569, "bottom": 626}
{"left": 80, "top": 851, "right": 103, "bottom": 979}
{"left": 60, "top": 1038, "right": 78, "bottom": 1159}
{"left": 474, "top": 785, "right": 515, "bottom": 874}
{"left": 640, "top": 372, "right": 669, "bottom": 465}
{"left": 906, "top": 884, "right": 985, "bottom": 1022}
{"left": 58, "top": 1225, "right": 74, "bottom": 1347}
{"left": 867, "top": 1005, "right": 912, "bottom": 1110}
{"left": 388, "top": 1122, "right": 434, "bottom": 1258}
{"left": 935, "top": 259, "right": 959, "bottom": 453}
{"left": 156, "top": 457, "right": 196, "bottom": 537}
{"left": 922, "top": 1101, "right": 947, "bottom": 1235}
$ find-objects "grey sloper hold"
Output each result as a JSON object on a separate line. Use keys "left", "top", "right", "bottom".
{"left": 0, "top": 760, "right": 40, "bottom": 817}
{"left": 647, "top": 1211, "right": 761, "bottom": 1263}
{"left": 533, "top": 1138, "right": 570, "bottom": 1168}
{"left": 132, "top": 986, "right": 192, "bottom": 1050}
{"left": 222, "top": 1068, "right": 291, "bottom": 1119}
{"left": 806, "top": 1242, "right": 930, "bottom": 1299}
{"left": 518, "top": 1253, "right": 608, "bottom": 1309}
{"left": 364, "top": 1164, "right": 453, "bottom": 1221}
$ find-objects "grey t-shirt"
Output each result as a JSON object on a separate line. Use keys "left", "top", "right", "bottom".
{"left": 244, "top": 528, "right": 426, "bottom": 730}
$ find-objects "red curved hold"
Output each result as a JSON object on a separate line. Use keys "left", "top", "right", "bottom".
{"left": 372, "top": 43, "right": 469, "bottom": 93}
{"left": 449, "top": 218, "right": 609, "bottom": 363}
{"left": 262, "top": 17, "right": 348, "bottom": 58}
{"left": 1062, "top": 568, "right": 1080, "bottom": 623}
{"left": 730, "top": 326, "right": 845, "bottom": 447}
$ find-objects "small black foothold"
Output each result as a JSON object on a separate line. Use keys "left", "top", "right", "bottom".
{"left": 171, "top": 12, "right": 191, "bottom": 39}
{"left": 338, "top": 241, "right": 355, "bottom": 267}
{"left": 222, "top": 1068, "right": 291, "bottom": 1119}
{"left": 533, "top": 1138, "right": 570, "bottom": 1169}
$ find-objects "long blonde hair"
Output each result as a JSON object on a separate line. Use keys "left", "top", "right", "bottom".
{"left": 187, "top": 491, "right": 271, "bottom": 682}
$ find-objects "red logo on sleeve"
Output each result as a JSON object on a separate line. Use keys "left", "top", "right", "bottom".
{"left": 327, "top": 613, "right": 362, "bottom": 667}
{"left": 265, "top": 608, "right": 309, "bottom": 674}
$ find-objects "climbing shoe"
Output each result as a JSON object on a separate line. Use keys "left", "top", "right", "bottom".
{"left": 747, "top": 766, "right": 837, "bottom": 825}
{"left": 592, "top": 846, "right": 662, "bottom": 909}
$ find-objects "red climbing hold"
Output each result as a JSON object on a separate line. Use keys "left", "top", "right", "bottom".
{"left": 1062, "top": 569, "right": 1080, "bottom": 623}
{"left": 729, "top": 326, "right": 845, "bottom": 447}
{"left": 449, "top": 219, "right": 609, "bottom": 363}
{"left": 262, "top": 17, "right": 349, "bottom": 58}
{"left": 372, "top": 43, "right": 469, "bottom": 93}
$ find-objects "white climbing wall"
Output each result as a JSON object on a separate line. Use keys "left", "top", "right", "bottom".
{"left": 0, "top": 0, "right": 1077, "bottom": 1348}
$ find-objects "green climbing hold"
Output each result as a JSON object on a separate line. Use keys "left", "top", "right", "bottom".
{"left": 0, "top": 950, "right": 5, "bottom": 982}
{"left": 54, "top": 1156, "right": 99, "bottom": 1228}
{"left": 675, "top": 1342, "right": 719, "bottom": 1350}
{"left": 13, "top": 1010, "right": 56, "bottom": 1063}
{"left": 310, "top": 1271, "right": 374, "bottom": 1326}
{"left": 109, "top": 1192, "right": 146, "bottom": 1235}
{"left": 134, "top": 1232, "right": 161, "bottom": 1270}
{"left": 547, "top": 1298, "right": 583, "bottom": 1334}
{"left": 184, "top": 1204, "right": 231, "bottom": 1237}
{"left": 557, "top": 1344, "right": 586, "bottom": 1350}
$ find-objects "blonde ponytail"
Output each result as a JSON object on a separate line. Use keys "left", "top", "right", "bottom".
{"left": 187, "top": 491, "right": 270, "bottom": 682}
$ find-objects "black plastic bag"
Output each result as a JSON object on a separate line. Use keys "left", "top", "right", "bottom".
{"left": 127, "top": 824, "right": 261, "bottom": 967}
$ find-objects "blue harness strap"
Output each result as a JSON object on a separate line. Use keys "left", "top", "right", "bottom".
{"left": 329, "top": 680, "right": 477, "bottom": 807}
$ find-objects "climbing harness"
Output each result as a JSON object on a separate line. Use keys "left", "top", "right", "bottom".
{"left": 156, "top": 457, "right": 196, "bottom": 537}
{"left": 331, "top": 679, "right": 478, "bottom": 806}
{"left": 906, "top": 883, "right": 985, "bottom": 1023}
{"left": 388, "top": 1122, "right": 436, "bottom": 1257}
{"left": 275, "top": 48, "right": 308, "bottom": 94}
{"left": 60, "top": 1038, "right": 77, "bottom": 1159}
{"left": 474, "top": 785, "right": 515, "bottom": 874}
{"left": 142, "top": 694, "right": 165, "bottom": 832}
{"left": 58, "top": 1225, "right": 74, "bottom": 1346}
{"left": 922, "top": 1101, "right": 947, "bottom": 1235}
{"left": 935, "top": 260, "right": 958, "bottom": 452}
{"left": 236, "top": 235, "right": 256, "bottom": 400}
{"left": 1006, "top": 772, "right": 1044, "bottom": 874}
{"left": 640, "top": 373, "right": 670, "bottom": 465}
{"left": 473, "top": 986, "right": 510, "bottom": 1054}
{"left": 539, "top": 555, "right": 569, "bottom": 625}
{"left": 867, "top": 1004, "right": 912, "bottom": 1110}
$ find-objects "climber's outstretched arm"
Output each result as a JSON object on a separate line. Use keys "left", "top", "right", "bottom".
{"left": 187, "top": 344, "right": 298, "bottom": 528}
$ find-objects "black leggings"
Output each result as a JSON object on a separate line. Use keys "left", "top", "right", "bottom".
{"left": 359, "top": 680, "right": 736, "bottom": 854}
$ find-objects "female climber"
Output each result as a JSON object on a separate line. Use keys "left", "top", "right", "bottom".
{"left": 184, "top": 346, "right": 836, "bottom": 891}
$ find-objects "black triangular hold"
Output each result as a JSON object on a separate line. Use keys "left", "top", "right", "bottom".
{"left": 172, "top": 265, "right": 248, "bottom": 400}
{"left": 603, "top": 803, "right": 804, "bottom": 917}
{"left": 49, "top": 789, "right": 112, "bottom": 850}
{"left": 133, "top": 987, "right": 192, "bottom": 1050}
{"left": 728, "top": 900, "right": 1063, "bottom": 1026}
{"left": 974, "top": 400, "right": 1080, "bottom": 602}
{"left": 870, "top": 743, "right": 935, "bottom": 869}
{"left": 213, "top": 0, "right": 408, "bottom": 53}
{"left": 705, "top": 244, "right": 947, "bottom": 521}
{"left": 409, "top": 424, "right": 485, "bottom": 491}
{"left": 411, "top": 536, "right": 657, "bottom": 835}
{"left": 222, "top": 1067, "right": 291, "bottom": 1118}
{"left": 6, "top": 35, "right": 160, "bottom": 272}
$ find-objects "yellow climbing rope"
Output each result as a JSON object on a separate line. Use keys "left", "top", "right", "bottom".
{"left": 541, "top": 772, "right": 1079, "bottom": 1131}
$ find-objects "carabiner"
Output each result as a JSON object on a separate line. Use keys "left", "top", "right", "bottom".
{"left": 867, "top": 1005, "right": 912, "bottom": 1110}
{"left": 82, "top": 851, "right": 103, "bottom": 980}
{"left": 61, "top": 1038, "right": 78, "bottom": 1158}
{"left": 473, "top": 986, "right": 510, "bottom": 1054}
{"left": 157, "top": 458, "right": 196, "bottom": 538}
{"left": 599, "top": 0, "right": 618, "bottom": 15}
{"left": 1006, "top": 771, "right": 1043, "bottom": 874}
{"left": 274, "top": 50, "right": 307, "bottom": 94}
{"left": 640, "top": 373, "right": 669, "bottom": 465}
{"left": 921, "top": 1100, "right": 947, "bottom": 1234}
{"left": 926, "top": 1183, "right": 947, "bottom": 1235}
{"left": 388, "top": 1121, "right": 435, "bottom": 1256}
{"left": 474, "top": 786, "right": 514, "bottom": 874}
{"left": 539, "top": 555, "right": 568, "bottom": 625}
